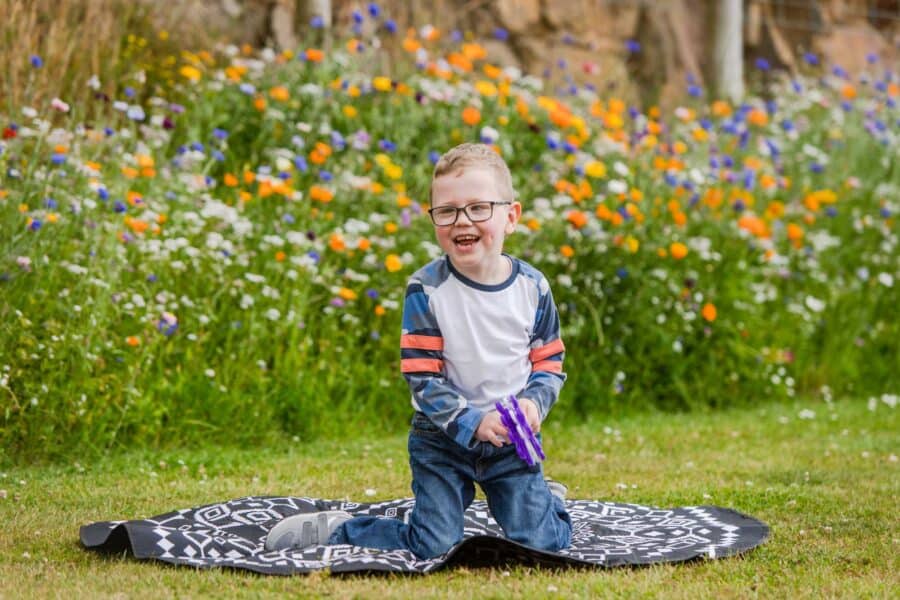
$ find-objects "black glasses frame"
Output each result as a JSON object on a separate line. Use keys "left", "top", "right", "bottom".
{"left": 428, "top": 201, "right": 512, "bottom": 226}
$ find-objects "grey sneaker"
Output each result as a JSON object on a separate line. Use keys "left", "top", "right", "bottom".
{"left": 264, "top": 510, "right": 353, "bottom": 551}
{"left": 545, "top": 477, "right": 568, "bottom": 501}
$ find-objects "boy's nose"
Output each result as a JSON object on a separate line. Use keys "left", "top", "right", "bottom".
{"left": 455, "top": 208, "right": 473, "bottom": 224}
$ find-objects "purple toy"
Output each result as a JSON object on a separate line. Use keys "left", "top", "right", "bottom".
{"left": 494, "top": 395, "right": 545, "bottom": 467}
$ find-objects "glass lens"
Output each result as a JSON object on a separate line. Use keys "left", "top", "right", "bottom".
{"left": 467, "top": 202, "right": 493, "bottom": 221}
{"left": 431, "top": 207, "right": 457, "bottom": 224}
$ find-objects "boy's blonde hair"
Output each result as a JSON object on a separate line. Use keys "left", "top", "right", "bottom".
{"left": 430, "top": 143, "right": 515, "bottom": 204}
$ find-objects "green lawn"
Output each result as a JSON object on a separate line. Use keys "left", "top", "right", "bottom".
{"left": 1, "top": 398, "right": 897, "bottom": 598}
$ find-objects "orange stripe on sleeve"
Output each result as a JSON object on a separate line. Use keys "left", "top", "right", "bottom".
{"left": 532, "top": 359, "right": 563, "bottom": 373}
{"left": 401, "top": 358, "right": 444, "bottom": 373}
{"left": 529, "top": 339, "right": 565, "bottom": 363}
{"left": 400, "top": 334, "right": 444, "bottom": 351}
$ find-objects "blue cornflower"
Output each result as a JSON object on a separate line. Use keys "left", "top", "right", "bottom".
{"left": 29, "top": 219, "right": 42, "bottom": 231}
{"left": 616, "top": 267, "right": 629, "bottom": 279}
{"left": 732, "top": 199, "right": 745, "bottom": 213}
{"left": 98, "top": 187, "right": 109, "bottom": 200}
{"left": 127, "top": 105, "right": 145, "bottom": 121}
{"left": 688, "top": 84, "right": 703, "bottom": 97}
{"left": 765, "top": 99, "right": 777, "bottom": 114}
{"left": 709, "top": 157, "right": 720, "bottom": 169}
{"left": 283, "top": 213, "right": 295, "bottom": 224}
{"left": 294, "top": 155, "right": 308, "bottom": 172}
{"left": 114, "top": 200, "right": 127, "bottom": 213}
{"left": 307, "top": 250, "right": 320, "bottom": 264}
{"left": 212, "top": 128, "right": 228, "bottom": 140}
{"left": 378, "top": 139, "right": 396, "bottom": 152}
{"left": 810, "top": 162, "right": 824, "bottom": 173}
{"left": 546, "top": 136, "right": 559, "bottom": 150}
{"left": 30, "top": 55, "right": 43, "bottom": 68}
{"left": 792, "top": 80, "right": 803, "bottom": 93}
{"left": 722, "top": 155, "right": 734, "bottom": 168}
{"left": 826, "top": 207, "right": 837, "bottom": 218}
{"left": 212, "top": 150, "right": 225, "bottom": 162}
{"left": 124, "top": 86, "right": 135, "bottom": 98}
{"left": 366, "top": 288, "right": 379, "bottom": 299}
{"left": 191, "top": 141, "right": 205, "bottom": 152}
{"left": 147, "top": 274, "right": 158, "bottom": 283}
{"left": 451, "top": 29, "right": 463, "bottom": 42}
{"left": 841, "top": 101, "right": 853, "bottom": 112}
{"left": 867, "top": 53, "right": 878, "bottom": 64}
{"left": 494, "top": 27, "right": 508, "bottom": 41}
{"left": 318, "top": 170, "right": 333, "bottom": 182}
{"left": 428, "top": 150, "right": 440, "bottom": 164}
{"left": 755, "top": 58, "right": 770, "bottom": 71}
{"left": 803, "top": 52, "right": 819, "bottom": 66}
{"left": 384, "top": 19, "right": 397, "bottom": 33}
{"left": 781, "top": 119, "right": 794, "bottom": 132}
{"left": 625, "top": 39, "right": 640, "bottom": 53}
{"left": 616, "top": 206, "right": 631, "bottom": 221}
{"left": 352, "top": 10, "right": 363, "bottom": 24}
{"left": 278, "top": 171, "right": 291, "bottom": 180}
{"left": 367, "top": 3, "right": 380, "bottom": 18}
{"left": 562, "top": 140, "right": 576, "bottom": 154}
{"left": 239, "top": 83, "right": 256, "bottom": 95}
{"left": 310, "top": 15, "right": 324, "bottom": 28}
{"left": 44, "top": 198, "right": 57, "bottom": 209}
{"left": 832, "top": 65, "right": 848, "bottom": 79}
{"left": 51, "top": 153, "right": 66, "bottom": 165}
{"left": 104, "top": 127, "right": 115, "bottom": 136}
{"left": 880, "top": 206, "right": 891, "bottom": 218}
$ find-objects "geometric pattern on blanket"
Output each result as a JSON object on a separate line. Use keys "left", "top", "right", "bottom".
{"left": 80, "top": 496, "right": 769, "bottom": 575}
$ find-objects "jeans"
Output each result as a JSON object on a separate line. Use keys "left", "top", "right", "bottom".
{"left": 327, "top": 412, "right": 572, "bottom": 559}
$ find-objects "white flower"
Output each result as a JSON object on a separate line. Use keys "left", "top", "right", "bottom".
{"left": 607, "top": 179, "right": 627, "bottom": 194}
{"left": 50, "top": 98, "right": 70, "bottom": 112}
{"left": 798, "top": 409, "right": 815, "bottom": 420}
{"left": 239, "top": 294, "right": 254, "bottom": 309}
{"left": 804, "top": 296, "right": 825, "bottom": 312}
{"left": 877, "top": 272, "right": 894, "bottom": 287}
{"left": 265, "top": 308, "right": 281, "bottom": 321}
{"left": 204, "top": 369, "right": 215, "bottom": 378}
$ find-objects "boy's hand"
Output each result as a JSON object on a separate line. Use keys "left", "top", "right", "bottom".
{"left": 519, "top": 398, "right": 541, "bottom": 433}
{"left": 475, "top": 411, "right": 509, "bottom": 447}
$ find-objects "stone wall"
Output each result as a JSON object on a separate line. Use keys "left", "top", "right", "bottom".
{"left": 165, "top": 0, "right": 898, "bottom": 106}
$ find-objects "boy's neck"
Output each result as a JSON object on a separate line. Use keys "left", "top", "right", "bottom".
{"left": 448, "top": 254, "right": 512, "bottom": 286}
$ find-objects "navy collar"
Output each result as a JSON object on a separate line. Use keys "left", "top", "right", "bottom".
{"left": 445, "top": 254, "right": 518, "bottom": 291}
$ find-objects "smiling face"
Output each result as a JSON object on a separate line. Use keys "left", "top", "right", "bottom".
{"left": 430, "top": 167, "right": 521, "bottom": 284}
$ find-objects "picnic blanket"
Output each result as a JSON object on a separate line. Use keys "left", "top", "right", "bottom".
{"left": 80, "top": 496, "right": 769, "bottom": 575}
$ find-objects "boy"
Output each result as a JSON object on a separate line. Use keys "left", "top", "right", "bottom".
{"left": 266, "top": 143, "right": 571, "bottom": 558}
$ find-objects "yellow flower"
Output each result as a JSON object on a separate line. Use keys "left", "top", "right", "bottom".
{"left": 338, "top": 287, "right": 357, "bottom": 301}
{"left": 373, "top": 76, "right": 392, "bottom": 92}
{"left": 701, "top": 303, "right": 717, "bottom": 322}
{"left": 179, "top": 65, "right": 202, "bottom": 82}
{"left": 385, "top": 254, "right": 403, "bottom": 272}
{"left": 584, "top": 161, "right": 607, "bottom": 178}
{"left": 669, "top": 242, "right": 688, "bottom": 259}
{"left": 384, "top": 164, "right": 403, "bottom": 180}
{"left": 342, "top": 105, "right": 358, "bottom": 118}
{"left": 475, "top": 80, "right": 498, "bottom": 96}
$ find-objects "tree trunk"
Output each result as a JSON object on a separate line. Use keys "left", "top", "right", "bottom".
{"left": 714, "top": 0, "right": 744, "bottom": 102}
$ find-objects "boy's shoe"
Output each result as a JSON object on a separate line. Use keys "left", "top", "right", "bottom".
{"left": 264, "top": 510, "right": 353, "bottom": 551}
{"left": 544, "top": 477, "right": 568, "bottom": 502}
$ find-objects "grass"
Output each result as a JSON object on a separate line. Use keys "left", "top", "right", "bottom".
{"left": 1, "top": 397, "right": 897, "bottom": 598}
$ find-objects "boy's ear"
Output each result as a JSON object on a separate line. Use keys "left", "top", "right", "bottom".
{"left": 505, "top": 201, "right": 522, "bottom": 234}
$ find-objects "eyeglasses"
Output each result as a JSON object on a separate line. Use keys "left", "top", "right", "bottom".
{"left": 428, "top": 201, "right": 512, "bottom": 226}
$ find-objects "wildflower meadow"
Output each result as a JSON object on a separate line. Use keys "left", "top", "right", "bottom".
{"left": 2, "top": 10, "right": 898, "bottom": 464}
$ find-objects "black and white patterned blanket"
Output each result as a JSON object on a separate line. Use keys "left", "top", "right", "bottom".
{"left": 80, "top": 496, "right": 769, "bottom": 574}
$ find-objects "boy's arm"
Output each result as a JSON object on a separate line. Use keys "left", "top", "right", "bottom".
{"left": 519, "top": 283, "right": 567, "bottom": 421}
{"left": 401, "top": 279, "right": 484, "bottom": 449}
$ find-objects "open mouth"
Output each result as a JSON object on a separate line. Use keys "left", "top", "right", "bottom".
{"left": 453, "top": 234, "right": 480, "bottom": 248}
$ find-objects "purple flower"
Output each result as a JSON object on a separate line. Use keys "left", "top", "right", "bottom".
{"left": 625, "top": 39, "right": 640, "bottom": 53}
{"left": 330, "top": 297, "right": 346, "bottom": 307}
{"left": 29, "top": 219, "right": 42, "bottom": 231}
{"left": 98, "top": 187, "right": 109, "bottom": 200}
{"left": 366, "top": 288, "right": 379, "bottom": 299}
{"left": 124, "top": 86, "right": 135, "bottom": 98}
{"left": 384, "top": 19, "right": 397, "bottom": 34}
{"left": 213, "top": 128, "right": 228, "bottom": 139}
{"left": 310, "top": 15, "right": 324, "bottom": 28}
{"left": 755, "top": 58, "right": 771, "bottom": 71}
{"left": 30, "top": 55, "right": 43, "bottom": 68}
{"left": 367, "top": 3, "right": 380, "bottom": 18}
{"left": 114, "top": 200, "right": 127, "bottom": 213}
{"left": 803, "top": 52, "right": 819, "bottom": 66}
{"left": 493, "top": 27, "right": 508, "bottom": 41}
{"left": 51, "top": 153, "right": 66, "bottom": 165}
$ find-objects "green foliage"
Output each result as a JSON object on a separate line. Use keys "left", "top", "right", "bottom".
{"left": 1, "top": 26, "right": 898, "bottom": 462}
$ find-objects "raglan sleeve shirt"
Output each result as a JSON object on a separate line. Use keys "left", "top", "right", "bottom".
{"left": 400, "top": 277, "right": 486, "bottom": 449}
